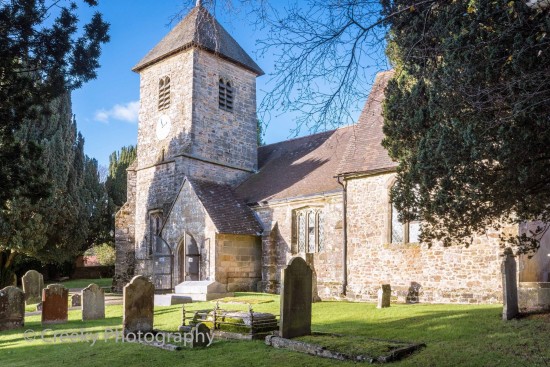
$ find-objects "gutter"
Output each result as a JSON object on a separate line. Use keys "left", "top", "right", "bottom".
{"left": 336, "top": 176, "right": 348, "bottom": 297}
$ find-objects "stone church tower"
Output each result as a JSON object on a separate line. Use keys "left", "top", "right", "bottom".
{"left": 114, "top": 4, "right": 264, "bottom": 292}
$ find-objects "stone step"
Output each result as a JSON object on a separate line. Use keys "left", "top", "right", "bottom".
{"left": 171, "top": 292, "right": 233, "bottom": 302}
{"left": 154, "top": 294, "right": 193, "bottom": 306}
{"left": 174, "top": 280, "right": 227, "bottom": 294}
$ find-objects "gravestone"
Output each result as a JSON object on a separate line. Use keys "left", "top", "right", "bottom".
{"left": 190, "top": 323, "right": 211, "bottom": 348}
{"left": 123, "top": 275, "right": 154, "bottom": 334}
{"left": 82, "top": 283, "right": 105, "bottom": 321}
{"left": 71, "top": 294, "right": 81, "bottom": 307}
{"left": 377, "top": 284, "right": 391, "bottom": 308}
{"left": 41, "top": 284, "right": 68, "bottom": 325}
{"left": 22, "top": 270, "right": 44, "bottom": 304}
{"left": 502, "top": 254, "right": 519, "bottom": 320}
{"left": 0, "top": 286, "right": 25, "bottom": 331}
{"left": 280, "top": 256, "right": 313, "bottom": 339}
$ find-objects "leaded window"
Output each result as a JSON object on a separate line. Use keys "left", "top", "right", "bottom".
{"left": 389, "top": 187, "right": 421, "bottom": 244}
{"left": 294, "top": 208, "right": 324, "bottom": 253}
{"left": 219, "top": 78, "right": 234, "bottom": 112}
{"left": 298, "top": 212, "right": 306, "bottom": 252}
{"left": 158, "top": 76, "right": 170, "bottom": 110}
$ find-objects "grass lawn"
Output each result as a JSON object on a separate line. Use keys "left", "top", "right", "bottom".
{"left": 1, "top": 294, "right": 549, "bottom": 367}
{"left": 47, "top": 278, "right": 113, "bottom": 289}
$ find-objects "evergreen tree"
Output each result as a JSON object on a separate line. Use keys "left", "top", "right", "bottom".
{"left": 0, "top": 93, "right": 103, "bottom": 286}
{"left": 381, "top": 1, "right": 550, "bottom": 253}
{"left": 105, "top": 146, "right": 137, "bottom": 208}
{"left": 0, "top": 0, "right": 109, "bottom": 213}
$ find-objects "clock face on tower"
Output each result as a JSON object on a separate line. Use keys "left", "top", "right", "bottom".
{"left": 156, "top": 115, "right": 171, "bottom": 140}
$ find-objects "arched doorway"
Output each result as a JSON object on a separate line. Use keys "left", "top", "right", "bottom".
{"left": 178, "top": 233, "right": 200, "bottom": 283}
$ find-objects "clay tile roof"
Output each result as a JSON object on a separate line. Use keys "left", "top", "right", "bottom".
{"left": 189, "top": 178, "right": 263, "bottom": 235}
{"left": 236, "top": 71, "right": 396, "bottom": 204}
{"left": 235, "top": 127, "right": 354, "bottom": 204}
{"left": 132, "top": 6, "right": 264, "bottom": 75}
{"left": 337, "top": 70, "right": 397, "bottom": 176}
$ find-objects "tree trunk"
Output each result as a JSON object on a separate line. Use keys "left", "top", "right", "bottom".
{"left": 0, "top": 250, "right": 17, "bottom": 288}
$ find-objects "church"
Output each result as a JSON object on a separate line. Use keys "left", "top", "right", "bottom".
{"left": 114, "top": 4, "right": 550, "bottom": 305}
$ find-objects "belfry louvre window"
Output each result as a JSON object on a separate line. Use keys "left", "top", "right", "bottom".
{"left": 219, "top": 78, "right": 234, "bottom": 112}
{"left": 158, "top": 76, "right": 170, "bottom": 110}
{"left": 295, "top": 208, "right": 324, "bottom": 253}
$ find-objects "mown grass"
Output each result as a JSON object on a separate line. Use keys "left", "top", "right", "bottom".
{"left": 1, "top": 293, "right": 549, "bottom": 367}
{"left": 56, "top": 278, "right": 113, "bottom": 289}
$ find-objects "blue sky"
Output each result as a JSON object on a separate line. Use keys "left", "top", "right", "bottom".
{"left": 72, "top": 1, "right": 371, "bottom": 167}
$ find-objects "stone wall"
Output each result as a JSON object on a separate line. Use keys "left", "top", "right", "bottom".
{"left": 191, "top": 49, "right": 258, "bottom": 176}
{"left": 254, "top": 193, "right": 344, "bottom": 296}
{"left": 161, "top": 179, "right": 218, "bottom": 286}
{"left": 124, "top": 46, "right": 261, "bottom": 285}
{"left": 344, "top": 172, "right": 513, "bottom": 304}
{"left": 113, "top": 166, "right": 137, "bottom": 292}
{"left": 216, "top": 234, "right": 262, "bottom": 292}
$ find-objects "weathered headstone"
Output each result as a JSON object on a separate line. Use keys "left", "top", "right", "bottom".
{"left": 82, "top": 283, "right": 105, "bottom": 321}
{"left": 502, "top": 253, "right": 519, "bottom": 320}
{"left": 190, "top": 323, "right": 211, "bottom": 348}
{"left": 377, "top": 284, "right": 391, "bottom": 308}
{"left": 123, "top": 275, "right": 154, "bottom": 334}
{"left": 22, "top": 270, "right": 44, "bottom": 304}
{"left": 0, "top": 286, "right": 25, "bottom": 331}
{"left": 280, "top": 256, "right": 313, "bottom": 339}
{"left": 36, "top": 302, "right": 42, "bottom": 312}
{"left": 41, "top": 284, "right": 68, "bottom": 325}
{"left": 71, "top": 294, "right": 81, "bottom": 307}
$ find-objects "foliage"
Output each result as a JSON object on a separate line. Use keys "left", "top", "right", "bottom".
{"left": 0, "top": 0, "right": 109, "bottom": 286}
{"left": 0, "top": 93, "right": 108, "bottom": 286}
{"left": 381, "top": 1, "right": 550, "bottom": 253}
{"left": 0, "top": 0, "right": 109, "bottom": 211}
{"left": 87, "top": 243, "right": 116, "bottom": 266}
{"left": 105, "top": 145, "right": 136, "bottom": 208}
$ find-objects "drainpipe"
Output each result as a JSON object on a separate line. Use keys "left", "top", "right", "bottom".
{"left": 337, "top": 176, "right": 348, "bottom": 297}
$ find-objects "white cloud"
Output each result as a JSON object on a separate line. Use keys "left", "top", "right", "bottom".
{"left": 94, "top": 100, "right": 139, "bottom": 123}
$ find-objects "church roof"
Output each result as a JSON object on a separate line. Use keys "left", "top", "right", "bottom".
{"left": 133, "top": 6, "right": 264, "bottom": 75}
{"left": 189, "top": 178, "right": 263, "bottom": 235}
{"left": 236, "top": 127, "right": 353, "bottom": 204}
{"left": 337, "top": 70, "right": 397, "bottom": 176}
{"left": 236, "top": 70, "right": 396, "bottom": 204}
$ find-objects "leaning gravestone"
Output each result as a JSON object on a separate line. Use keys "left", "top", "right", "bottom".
{"left": 22, "top": 270, "right": 44, "bottom": 304}
{"left": 502, "top": 253, "right": 519, "bottom": 320}
{"left": 82, "top": 283, "right": 105, "bottom": 321}
{"left": 377, "top": 284, "right": 391, "bottom": 308}
{"left": 42, "top": 284, "right": 68, "bottom": 325}
{"left": 0, "top": 286, "right": 25, "bottom": 331}
{"left": 280, "top": 256, "right": 313, "bottom": 339}
{"left": 123, "top": 275, "right": 154, "bottom": 334}
{"left": 71, "top": 294, "right": 81, "bottom": 307}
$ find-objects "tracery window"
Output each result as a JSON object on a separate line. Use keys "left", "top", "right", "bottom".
{"left": 295, "top": 208, "right": 324, "bottom": 253}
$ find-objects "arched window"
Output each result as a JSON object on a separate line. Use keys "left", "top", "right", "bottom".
{"left": 148, "top": 210, "right": 163, "bottom": 257}
{"left": 389, "top": 185, "right": 420, "bottom": 244}
{"left": 219, "top": 78, "right": 234, "bottom": 112}
{"left": 294, "top": 208, "right": 324, "bottom": 253}
{"left": 158, "top": 76, "right": 170, "bottom": 110}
